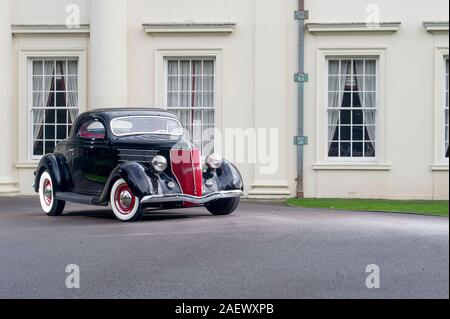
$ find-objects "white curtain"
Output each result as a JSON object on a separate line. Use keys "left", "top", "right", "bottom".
{"left": 355, "top": 60, "right": 376, "bottom": 148}
{"left": 328, "top": 60, "right": 349, "bottom": 150}
{"left": 32, "top": 62, "right": 44, "bottom": 144}
{"left": 167, "top": 61, "right": 178, "bottom": 107}
{"left": 67, "top": 61, "right": 79, "bottom": 123}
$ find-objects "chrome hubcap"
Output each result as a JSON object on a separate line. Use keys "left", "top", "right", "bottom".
{"left": 43, "top": 180, "right": 52, "bottom": 205}
{"left": 119, "top": 190, "right": 133, "bottom": 209}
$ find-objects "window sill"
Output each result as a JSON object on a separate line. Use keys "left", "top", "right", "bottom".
{"left": 312, "top": 163, "right": 392, "bottom": 171}
{"left": 430, "top": 164, "right": 449, "bottom": 171}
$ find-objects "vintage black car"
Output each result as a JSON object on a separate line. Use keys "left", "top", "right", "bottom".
{"left": 34, "top": 108, "right": 243, "bottom": 222}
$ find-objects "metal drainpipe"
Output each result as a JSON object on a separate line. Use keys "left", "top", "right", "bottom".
{"left": 295, "top": 0, "right": 308, "bottom": 198}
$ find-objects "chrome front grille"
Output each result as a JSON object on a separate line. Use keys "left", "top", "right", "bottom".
{"left": 117, "top": 148, "right": 159, "bottom": 163}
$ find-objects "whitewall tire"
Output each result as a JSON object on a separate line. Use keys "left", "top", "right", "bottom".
{"left": 110, "top": 179, "right": 143, "bottom": 222}
{"left": 39, "top": 171, "right": 65, "bottom": 216}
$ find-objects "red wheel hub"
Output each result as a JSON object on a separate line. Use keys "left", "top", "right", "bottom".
{"left": 43, "top": 179, "right": 53, "bottom": 206}
{"left": 114, "top": 183, "right": 136, "bottom": 215}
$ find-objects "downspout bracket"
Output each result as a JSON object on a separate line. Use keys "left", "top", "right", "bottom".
{"left": 294, "top": 136, "right": 309, "bottom": 146}
{"left": 294, "top": 73, "right": 309, "bottom": 83}
{"left": 294, "top": 10, "right": 309, "bottom": 21}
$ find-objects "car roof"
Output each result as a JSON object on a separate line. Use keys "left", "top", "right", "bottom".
{"left": 81, "top": 108, "right": 179, "bottom": 121}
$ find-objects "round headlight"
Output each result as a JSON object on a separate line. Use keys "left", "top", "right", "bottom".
{"left": 205, "top": 153, "right": 223, "bottom": 169}
{"left": 151, "top": 155, "right": 168, "bottom": 172}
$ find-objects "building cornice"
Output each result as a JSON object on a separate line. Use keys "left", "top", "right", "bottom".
{"left": 143, "top": 22, "right": 236, "bottom": 34}
{"left": 11, "top": 24, "right": 90, "bottom": 34}
{"left": 306, "top": 22, "right": 401, "bottom": 34}
{"left": 423, "top": 21, "right": 449, "bottom": 33}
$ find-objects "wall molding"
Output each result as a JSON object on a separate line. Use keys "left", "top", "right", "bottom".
{"left": 307, "top": 22, "right": 401, "bottom": 34}
{"left": 423, "top": 21, "right": 449, "bottom": 33}
{"left": 12, "top": 24, "right": 90, "bottom": 35}
{"left": 143, "top": 22, "right": 236, "bottom": 34}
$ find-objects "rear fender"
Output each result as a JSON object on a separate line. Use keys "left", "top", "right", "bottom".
{"left": 34, "top": 153, "right": 71, "bottom": 193}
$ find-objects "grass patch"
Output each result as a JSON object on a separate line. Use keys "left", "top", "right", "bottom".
{"left": 287, "top": 198, "right": 449, "bottom": 217}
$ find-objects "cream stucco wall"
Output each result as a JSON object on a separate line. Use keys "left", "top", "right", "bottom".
{"left": 0, "top": 0, "right": 448, "bottom": 199}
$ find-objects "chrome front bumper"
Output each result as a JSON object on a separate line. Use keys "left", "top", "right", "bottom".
{"left": 141, "top": 190, "right": 243, "bottom": 205}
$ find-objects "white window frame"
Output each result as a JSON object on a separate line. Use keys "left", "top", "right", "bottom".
{"left": 155, "top": 49, "right": 223, "bottom": 154}
{"left": 325, "top": 57, "right": 379, "bottom": 161}
{"left": 432, "top": 48, "right": 450, "bottom": 168}
{"left": 18, "top": 48, "right": 87, "bottom": 163}
{"left": 28, "top": 58, "right": 80, "bottom": 160}
{"left": 315, "top": 48, "right": 388, "bottom": 167}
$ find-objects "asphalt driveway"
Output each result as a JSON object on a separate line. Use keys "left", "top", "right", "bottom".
{"left": 0, "top": 197, "right": 448, "bottom": 299}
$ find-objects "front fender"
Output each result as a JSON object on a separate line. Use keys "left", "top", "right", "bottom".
{"left": 34, "top": 153, "right": 71, "bottom": 193}
{"left": 97, "top": 162, "right": 156, "bottom": 204}
{"left": 204, "top": 160, "right": 244, "bottom": 192}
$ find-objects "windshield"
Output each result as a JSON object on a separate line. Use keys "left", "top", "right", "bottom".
{"left": 110, "top": 116, "right": 183, "bottom": 137}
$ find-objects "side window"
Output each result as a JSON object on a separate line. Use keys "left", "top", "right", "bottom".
{"left": 77, "top": 120, "right": 106, "bottom": 140}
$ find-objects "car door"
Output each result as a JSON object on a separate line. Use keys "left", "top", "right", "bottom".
{"left": 70, "top": 117, "right": 113, "bottom": 196}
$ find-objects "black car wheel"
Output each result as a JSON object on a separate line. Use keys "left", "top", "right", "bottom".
{"left": 39, "top": 171, "right": 66, "bottom": 216}
{"left": 205, "top": 197, "right": 240, "bottom": 216}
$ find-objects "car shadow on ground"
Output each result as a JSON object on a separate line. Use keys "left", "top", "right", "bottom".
{"left": 62, "top": 208, "right": 210, "bottom": 222}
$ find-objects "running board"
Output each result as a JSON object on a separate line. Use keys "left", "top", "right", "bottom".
{"left": 55, "top": 192, "right": 108, "bottom": 206}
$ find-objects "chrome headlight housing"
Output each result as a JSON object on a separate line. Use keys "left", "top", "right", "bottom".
{"left": 205, "top": 153, "right": 223, "bottom": 169}
{"left": 151, "top": 155, "right": 168, "bottom": 172}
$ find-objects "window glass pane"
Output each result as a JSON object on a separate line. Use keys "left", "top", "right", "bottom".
{"left": 352, "top": 110, "right": 363, "bottom": 125}
{"left": 352, "top": 126, "right": 364, "bottom": 141}
{"left": 33, "top": 93, "right": 43, "bottom": 107}
{"left": 340, "top": 126, "right": 351, "bottom": 140}
{"left": 33, "top": 77, "right": 43, "bottom": 91}
{"left": 353, "top": 142, "right": 363, "bottom": 157}
{"left": 328, "top": 60, "right": 339, "bottom": 75}
{"left": 340, "top": 142, "right": 351, "bottom": 157}
{"left": 354, "top": 60, "right": 364, "bottom": 75}
{"left": 328, "top": 142, "right": 339, "bottom": 157}
{"left": 57, "top": 125, "right": 67, "bottom": 140}
{"left": 55, "top": 93, "right": 67, "bottom": 107}
{"left": 57, "top": 110, "right": 67, "bottom": 124}
{"left": 365, "top": 142, "right": 376, "bottom": 157}
{"left": 168, "top": 76, "right": 178, "bottom": 91}
{"left": 34, "top": 141, "right": 43, "bottom": 156}
{"left": 203, "top": 76, "right": 214, "bottom": 91}
{"left": 44, "top": 61, "right": 55, "bottom": 75}
{"left": 55, "top": 77, "right": 66, "bottom": 91}
{"left": 364, "top": 92, "right": 376, "bottom": 107}
{"left": 67, "top": 76, "right": 78, "bottom": 91}
{"left": 180, "top": 61, "right": 190, "bottom": 74}
{"left": 45, "top": 141, "right": 55, "bottom": 154}
{"left": 167, "top": 92, "right": 178, "bottom": 107}
{"left": 193, "top": 76, "right": 202, "bottom": 91}
{"left": 192, "top": 60, "right": 202, "bottom": 75}
{"left": 366, "top": 76, "right": 376, "bottom": 91}
{"left": 328, "top": 76, "right": 340, "bottom": 92}
{"left": 204, "top": 60, "right": 214, "bottom": 75}
{"left": 365, "top": 60, "right": 376, "bottom": 75}
{"left": 67, "top": 61, "right": 78, "bottom": 75}
{"left": 203, "top": 93, "right": 214, "bottom": 107}
{"left": 33, "top": 61, "right": 43, "bottom": 75}
{"left": 340, "top": 110, "right": 351, "bottom": 124}
{"left": 168, "top": 61, "right": 178, "bottom": 76}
